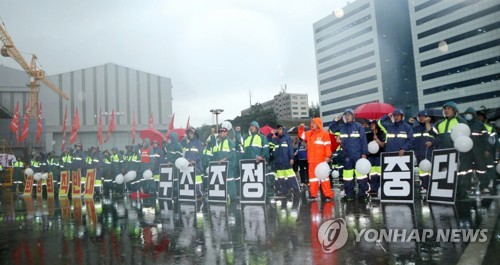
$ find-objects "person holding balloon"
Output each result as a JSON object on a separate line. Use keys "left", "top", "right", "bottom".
{"left": 463, "top": 107, "right": 491, "bottom": 194}
{"left": 408, "top": 110, "right": 435, "bottom": 193}
{"left": 366, "top": 121, "right": 385, "bottom": 196}
{"left": 298, "top": 118, "right": 334, "bottom": 202}
{"left": 330, "top": 109, "right": 369, "bottom": 202}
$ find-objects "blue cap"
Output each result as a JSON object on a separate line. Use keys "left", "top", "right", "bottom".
{"left": 392, "top": 108, "right": 404, "bottom": 115}
{"left": 417, "top": 110, "right": 428, "bottom": 117}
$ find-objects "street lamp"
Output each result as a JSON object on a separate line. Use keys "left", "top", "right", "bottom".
{"left": 210, "top": 109, "right": 224, "bottom": 132}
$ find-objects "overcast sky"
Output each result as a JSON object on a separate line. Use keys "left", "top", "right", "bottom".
{"left": 0, "top": 0, "right": 347, "bottom": 127}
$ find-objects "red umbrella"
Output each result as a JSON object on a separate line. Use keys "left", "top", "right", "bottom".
{"left": 259, "top": 125, "right": 274, "bottom": 136}
{"left": 166, "top": 128, "right": 186, "bottom": 141}
{"left": 140, "top": 128, "right": 164, "bottom": 147}
{"left": 354, "top": 102, "right": 394, "bottom": 120}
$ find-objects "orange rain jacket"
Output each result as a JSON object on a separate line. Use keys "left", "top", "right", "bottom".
{"left": 298, "top": 118, "right": 332, "bottom": 163}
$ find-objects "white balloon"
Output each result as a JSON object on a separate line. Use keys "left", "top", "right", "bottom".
{"left": 25, "top": 168, "right": 34, "bottom": 176}
{"left": 34, "top": 172, "right": 42, "bottom": 181}
{"left": 175, "top": 157, "right": 189, "bottom": 170}
{"left": 115, "top": 174, "right": 124, "bottom": 184}
{"left": 143, "top": 169, "right": 153, "bottom": 180}
{"left": 368, "top": 141, "right": 380, "bottom": 154}
{"left": 497, "top": 163, "right": 500, "bottom": 175}
{"left": 124, "top": 171, "right": 137, "bottom": 182}
{"left": 314, "top": 162, "right": 331, "bottom": 181}
{"left": 454, "top": 136, "right": 473, "bottom": 153}
{"left": 42, "top": 173, "right": 48, "bottom": 180}
{"left": 331, "top": 170, "right": 339, "bottom": 179}
{"left": 355, "top": 158, "right": 372, "bottom": 175}
{"left": 451, "top": 124, "right": 471, "bottom": 141}
{"left": 419, "top": 159, "right": 432, "bottom": 173}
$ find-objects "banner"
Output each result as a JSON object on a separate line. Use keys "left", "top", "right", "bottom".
{"left": 84, "top": 169, "right": 96, "bottom": 198}
{"left": 59, "top": 171, "right": 70, "bottom": 197}
{"left": 85, "top": 199, "right": 98, "bottom": 227}
{"left": 427, "top": 149, "right": 458, "bottom": 204}
{"left": 381, "top": 151, "right": 414, "bottom": 203}
{"left": 208, "top": 161, "right": 228, "bottom": 202}
{"left": 178, "top": 165, "right": 196, "bottom": 201}
{"left": 36, "top": 179, "right": 43, "bottom": 197}
{"left": 73, "top": 198, "right": 83, "bottom": 225}
{"left": 46, "top": 173, "right": 55, "bottom": 197}
{"left": 60, "top": 197, "right": 71, "bottom": 221}
{"left": 159, "top": 164, "right": 176, "bottom": 199}
{"left": 72, "top": 170, "right": 82, "bottom": 198}
{"left": 240, "top": 159, "right": 266, "bottom": 203}
{"left": 23, "top": 175, "right": 34, "bottom": 196}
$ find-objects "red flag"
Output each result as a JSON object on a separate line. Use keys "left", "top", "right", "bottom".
{"left": 131, "top": 111, "right": 136, "bottom": 144}
{"left": 9, "top": 102, "right": 19, "bottom": 134}
{"left": 168, "top": 113, "right": 175, "bottom": 131}
{"left": 36, "top": 103, "right": 43, "bottom": 144}
{"left": 149, "top": 113, "right": 154, "bottom": 129}
{"left": 97, "top": 108, "right": 103, "bottom": 146}
{"left": 19, "top": 101, "right": 30, "bottom": 142}
{"left": 105, "top": 109, "right": 115, "bottom": 143}
{"left": 70, "top": 107, "right": 80, "bottom": 145}
{"left": 185, "top": 116, "right": 190, "bottom": 130}
{"left": 61, "top": 106, "right": 68, "bottom": 151}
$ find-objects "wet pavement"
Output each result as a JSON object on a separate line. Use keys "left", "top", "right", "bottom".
{"left": 0, "top": 188, "right": 499, "bottom": 265}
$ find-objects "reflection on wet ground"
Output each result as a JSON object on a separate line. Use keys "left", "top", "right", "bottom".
{"left": 0, "top": 189, "right": 498, "bottom": 265}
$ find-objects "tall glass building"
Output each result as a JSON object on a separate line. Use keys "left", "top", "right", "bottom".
{"left": 313, "top": 0, "right": 418, "bottom": 124}
{"left": 409, "top": 0, "right": 500, "bottom": 111}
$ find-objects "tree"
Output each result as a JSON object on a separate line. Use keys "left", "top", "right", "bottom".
{"left": 309, "top": 101, "right": 320, "bottom": 118}
{"left": 230, "top": 103, "right": 278, "bottom": 132}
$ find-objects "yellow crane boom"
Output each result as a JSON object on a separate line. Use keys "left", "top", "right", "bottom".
{"left": 0, "top": 21, "right": 69, "bottom": 118}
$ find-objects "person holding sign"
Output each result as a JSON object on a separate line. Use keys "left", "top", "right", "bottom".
{"left": 330, "top": 109, "right": 368, "bottom": 201}
{"left": 427, "top": 102, "right": 469, "bottom": 200}
{"left": 184, "top": 127, "right": 204, "bottom": 198}
{"left": 212, "top": 122, "right": 237, "bottom": 201}
{"left": 378, "top": 108, "right": 414, "bottom": 156}
{"left": 408, "top": 110, "right": 434, "bottom": 193}
{"left": 299, "top": 117, "right": 334, "bottom": 202}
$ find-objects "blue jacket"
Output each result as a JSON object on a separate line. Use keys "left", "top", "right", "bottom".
{"left": 412, "top": 121, "right": 434, "bottom": 162}
{"left": 330, "top": 120, "right": 368, "bottom": 159}
{"left": 297, "top": 140, "right": 307, "bottom": 160}
{"left": 184, "top": 137, "right": 204, "bottom": 175}
{"left": 378, "top": 115, "right": 414, "bottom": 153}
{"left": 271, "top": 132, "right": 294, "bottom": 170}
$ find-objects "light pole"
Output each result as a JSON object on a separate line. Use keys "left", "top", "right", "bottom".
{"left": 210, "top": 109, "right": 224, "bottom": 132}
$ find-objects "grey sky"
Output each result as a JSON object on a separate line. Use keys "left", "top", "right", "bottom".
{"left": 0, "top": 0, "right": 347, "bottom": 127}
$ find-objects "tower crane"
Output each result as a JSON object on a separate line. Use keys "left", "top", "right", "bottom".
{"left": 0, "top": 21, "right": 69, "bottom": 118}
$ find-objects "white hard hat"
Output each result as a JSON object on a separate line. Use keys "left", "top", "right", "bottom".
{"left": 221, "top": 120, "right": 232, "bottom": 131}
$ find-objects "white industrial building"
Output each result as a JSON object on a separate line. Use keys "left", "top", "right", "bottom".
{"left": 241, "top": 92, "right": 309, "bottom": 119}
{"left": 0, "top": 63, "right": 173, "bottom": 154}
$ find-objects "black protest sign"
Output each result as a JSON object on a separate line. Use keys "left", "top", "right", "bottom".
{"left": 381, "top": 151, "right": 414, "bottom": 203}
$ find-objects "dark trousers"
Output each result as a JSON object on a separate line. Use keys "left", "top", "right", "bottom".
{"left": 297, "top": 160, "right": 308, "bottom": 184}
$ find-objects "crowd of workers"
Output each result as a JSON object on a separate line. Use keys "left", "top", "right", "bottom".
{"left": 1, "top": 101, "right": 498, "bottom": 203}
